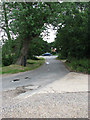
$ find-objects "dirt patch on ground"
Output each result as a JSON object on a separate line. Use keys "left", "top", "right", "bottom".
{"left": 2, "top": 87, "right": 27, "bottom": 104}
{"left": 2, "top": 84, "right": 40, "bottom": 105}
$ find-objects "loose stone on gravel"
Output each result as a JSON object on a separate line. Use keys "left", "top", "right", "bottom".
{"left": 2, "top": 92, "right": 88, "bottom": 118}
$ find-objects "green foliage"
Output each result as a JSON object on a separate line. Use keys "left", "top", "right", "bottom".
{"left": 66, "top": 58, "right": 89, "bottom": 74}
{"left": 55, "top": 3, "right": 89, "bottom": 59}
{"left": 8, "top": 2, "right": 56, "bottom": 39}
{"left": 51, "top": 52, "right": 56, "bottom": 55}
{"left": 2, "top": 37, "right": 22, "bottom": 66}
{"left": 58, "top": 53, "right": 67, "bottom": 59}
{"left": 55, "top": 3, "right": 89, "bottom": 74}
{"left": 28, "top": 37, "right": 51, "bottom": 59}
{"left": 2, "top": 55, "right": 13, "bottom": 66}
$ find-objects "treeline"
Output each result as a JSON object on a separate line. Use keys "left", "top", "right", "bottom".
{"left": 55, "top": 3, "right": 89, "bottom": 60}
{"left": 1, "top": 2, "right": 89, "bottom": 68}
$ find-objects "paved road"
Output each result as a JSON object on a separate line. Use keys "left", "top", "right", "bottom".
{"left": 2, "top": 56, "right": 69, "bottom": 91}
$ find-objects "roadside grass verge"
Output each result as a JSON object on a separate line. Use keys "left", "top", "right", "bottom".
{"left": 1, "top": 57, "right": 45, "bottom": 74}
{"left": 57, "top": 57, "right": 89, "bottom": 74}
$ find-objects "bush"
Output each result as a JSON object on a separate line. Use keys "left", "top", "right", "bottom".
{"left": 27, "top": 55, "right": 40, "bottom": 60}
{"left": 2, "top": 55, "right": 14, "bottom": 66}
{"left": 51, "top": 52, "right": 56, "bottom": 55}
{"left": 58, "top": 53, "right": 67, "bottom": 59}
{"left": 66, "top": 58, "right": 89, "bottom": 74}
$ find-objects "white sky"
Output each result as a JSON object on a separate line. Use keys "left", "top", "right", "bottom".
{"left": 41, "top": 24, "right": 57, "bottom": 43}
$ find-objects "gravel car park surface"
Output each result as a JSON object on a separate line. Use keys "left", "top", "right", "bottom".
{"left": 1, "top": 91, "right": 88, "bottom": 118}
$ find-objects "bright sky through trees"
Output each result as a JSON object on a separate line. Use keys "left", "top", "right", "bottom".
{"left": 41, "top": 24, "right": 57, "bottom": 43}
{"left": 0, "top": 24, "right": 57, "bottom": 45}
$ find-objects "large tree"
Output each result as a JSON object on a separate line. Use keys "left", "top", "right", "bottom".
{"left": 5, "top": 2, "right": 58, "bottom": 66}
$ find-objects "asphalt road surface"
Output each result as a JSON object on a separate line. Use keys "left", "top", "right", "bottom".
{"left": 2, "top": 56, "right": 69, "bottom": 91}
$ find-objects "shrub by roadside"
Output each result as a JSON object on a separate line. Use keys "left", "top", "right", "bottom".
{"left": 57, "top": 57, "right": 89, "bottom": 74}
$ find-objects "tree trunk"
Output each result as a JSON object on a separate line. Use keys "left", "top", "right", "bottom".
{"left": 16, "top": 39, "right": 30, "bottom": 66}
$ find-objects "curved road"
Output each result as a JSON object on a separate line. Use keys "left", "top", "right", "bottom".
{"left": 2, "top": 56, "right": 69, "bottom": 91}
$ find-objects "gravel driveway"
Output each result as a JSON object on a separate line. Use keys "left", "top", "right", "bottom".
{"left": 1, "top": 91, "right": 88, "bottom": 118}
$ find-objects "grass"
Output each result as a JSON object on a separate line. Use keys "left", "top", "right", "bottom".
{"left": 57, "top": 57, "right": 89, "bottom": 74}
{"left": 1, "top": 57, "right": 45, "bottom": 74}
